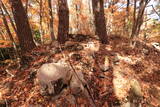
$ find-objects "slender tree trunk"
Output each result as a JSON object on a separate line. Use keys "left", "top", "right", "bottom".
{"left": 135, "top": 1, "right": 148, "bottom": 36}
{"left": 130, "top": 0, "right": 137, "bottom": 39}
{"left": 0, "top": 0, "right": 18, "bottom": 35}
{"left": 151, "top": 5, "right": 160, "bottom": 19}
{"left": 39, "top": 0, "right": 43, "bottom": 43}
{"left": 75, "top": 4, "right": 80, "bottom": 33}
{"left": 92, "top": 0, "right": 108, "bottom": 44}
{"left": 0, "top": 6, "right": 18, "bottom": 57}
{"left": 126, "top": 0, "right": 130, "bottom": 17}
{"left": 125, "top": 0, "right": 130, "bottom": 35}
{"left": 143, "top": 10, "right": 148, "bottom": 40}
{"left": 48, "top": 0, "right": 55, "bottom": 41}
{"left": 25, "top": 0, "right": 29, "bottom": 14}
{"left": 10, "top": 0, "right": 36, "bottom": 53}
{"left": 57, "top": 0, "right": 69, "bottom": 44}
{"left": 131, "top": 0, "right": 150, "bottom": 39}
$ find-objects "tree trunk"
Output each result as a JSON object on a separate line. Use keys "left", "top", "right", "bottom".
{"left": 135, "top": 0, "right": 148, "bottom": 36}
{"left": 130, "top": 0, "right": 137, "bottom": 39}
{"left": 125, "top": 0, "right": 130, "bottom": 35}
{"left": 75, "top": 4, "right": 81, "bottom": 33}
{"left": 48, "top": 0, "right": 55, "bottom": 41}
{"left": 25, "top": 0, "right": 29, "bottom": 14}
{"left": 10, "top": 0, "right": 36, "bottom": 53}
{"left": 92, "top": 0, "right": 108, "bottom": 44}
{"left": 131, "top": 0, "right": 150, "bottom": 39}
{"left": 57, "top": 0, "right": 69, "bottom": 44}
{"left": 39, "top": 0, "right": 43, "bottom": 44}
{"left": 126, "top": 0, "right": 130, "bottom": 17}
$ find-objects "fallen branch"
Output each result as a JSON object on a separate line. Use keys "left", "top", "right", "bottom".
{"left": 58, "top": 43, "right": 96, "bottom": 107}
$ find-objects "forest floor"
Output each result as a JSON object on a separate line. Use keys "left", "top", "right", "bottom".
{"left": 0, "top": 35, "right": 160, "bottom": 107}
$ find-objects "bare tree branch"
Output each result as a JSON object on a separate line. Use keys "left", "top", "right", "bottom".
{"left": 151, "top": 5, "right": 160, "bottom": 19}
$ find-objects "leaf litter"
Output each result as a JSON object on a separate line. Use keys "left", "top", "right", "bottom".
{"left": 0, "top": 35, "right": 160, "bottom": 107}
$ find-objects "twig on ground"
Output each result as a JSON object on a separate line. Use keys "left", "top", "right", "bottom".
{"left": 58, "top": 44, "right": 96, "bottom": 107}
{"left": 5, "top": 69, "right": 14, "bottom": 77}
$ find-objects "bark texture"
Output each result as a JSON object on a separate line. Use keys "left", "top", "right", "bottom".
{"left": 131, "top": 0, "right": 151, "bottom": 39}
{"left": 10, "top": 0, "right": 36, "bottom": 53}
{"left": 57, "top": 0, "right": 69, "bottom": 44}
{"left": 92, "top": 0, "right": 108, "bottom": 44}
{"left": 48, "top": 0, "right": 55, "bottom": 41}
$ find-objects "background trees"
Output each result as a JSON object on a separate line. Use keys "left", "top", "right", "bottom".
{"left": 0, "top": 5, "right": 17, "bottom": 53}
{"left": 131, "top": 0, "right": 151, "bottom": 39}
{"left": 0, "top": 0, "right": 159, "bottom": 58}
